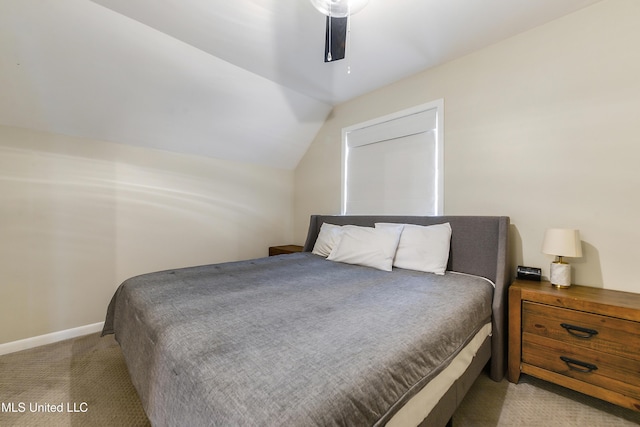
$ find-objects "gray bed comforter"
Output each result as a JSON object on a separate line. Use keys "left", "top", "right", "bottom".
{"left": 103, "top": 252, "right": 493, "bottom": 426}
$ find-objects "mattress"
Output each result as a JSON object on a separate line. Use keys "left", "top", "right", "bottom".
{"left": 387, "top": 322, "right": 491, "bottom": 426}
{"left": 103, "top": 252, "right": 494, "bottom": 426}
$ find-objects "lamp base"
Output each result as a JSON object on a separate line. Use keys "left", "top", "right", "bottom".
{"left": 550, "top": 261, "right": 571, "bottom": 288}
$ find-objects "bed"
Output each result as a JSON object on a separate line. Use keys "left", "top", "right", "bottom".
{"left": 103, "top": 215, "right": 510, "bottom": 426}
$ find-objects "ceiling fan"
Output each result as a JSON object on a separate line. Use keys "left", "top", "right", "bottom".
{"left": 309, "top": 0, "right": 369, "bottom": 62}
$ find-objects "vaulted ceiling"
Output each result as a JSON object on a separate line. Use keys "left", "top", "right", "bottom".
{"left": 0, "top": 0, "right": 601, "bottom": 169}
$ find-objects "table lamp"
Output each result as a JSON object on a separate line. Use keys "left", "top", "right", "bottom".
{"left": 541, "top": 228, "right": 582, "bottom": 288}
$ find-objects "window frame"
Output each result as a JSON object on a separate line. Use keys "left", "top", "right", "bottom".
{"left": 340, "top": 99, "right": 444, "bottom": 215}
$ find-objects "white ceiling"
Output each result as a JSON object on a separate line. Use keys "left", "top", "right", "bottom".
{"left": 0, "top": 0, "right": 602, "bottom": 169}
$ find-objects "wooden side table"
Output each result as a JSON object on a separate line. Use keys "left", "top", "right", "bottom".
{"left": 268, "top": 245, "right": 304, "bottom": 256}
{"left": 508, "top": 279, "right": 640, "bottom": 411}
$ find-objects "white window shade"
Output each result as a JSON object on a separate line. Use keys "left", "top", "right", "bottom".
{"left": 342, "top": 101, "right": 443, "bottom": 215}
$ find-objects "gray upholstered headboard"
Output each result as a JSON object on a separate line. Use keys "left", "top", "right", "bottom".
{"left": 303, "top": 215, "right": 510, "bottom": 381}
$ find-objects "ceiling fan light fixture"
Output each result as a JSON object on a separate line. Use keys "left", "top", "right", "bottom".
{"left": 310, "top": 0, "right": 369, "bottom": 18}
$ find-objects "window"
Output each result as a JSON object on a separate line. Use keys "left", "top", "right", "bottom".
{"left": 341, "top": 100, "right": 444, "bottom": 215}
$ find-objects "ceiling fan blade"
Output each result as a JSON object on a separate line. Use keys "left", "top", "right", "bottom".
{"left": 325, "top": 16, "right": 347, "bottom": 62}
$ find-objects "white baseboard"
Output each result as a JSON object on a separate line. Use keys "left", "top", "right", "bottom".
{"left": 0, "top": 322, "right": 105, "bottom": 356}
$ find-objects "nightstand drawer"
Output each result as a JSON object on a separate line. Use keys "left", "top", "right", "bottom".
{"left": 522, "top": 301, "right": 640, "bottom": 361}
{"left": 523, "top": 334, "right": 640, "bottom": 400}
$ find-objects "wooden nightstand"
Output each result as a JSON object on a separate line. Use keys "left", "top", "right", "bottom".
{"left": 508, "top": 279, "right": 640, "bottom": 412}
{"left": 268, "top": 245, "right": 304, "bottom": 256}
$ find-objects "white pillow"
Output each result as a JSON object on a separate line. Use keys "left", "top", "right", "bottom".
{"left": 376, "top": 222, "right": 452, "bottom": 275}
{"left": 312, "top": 223, "right": 343, "bottom": 257}
{"left": 327, "top": 225, "right": 402, "bottom": 271}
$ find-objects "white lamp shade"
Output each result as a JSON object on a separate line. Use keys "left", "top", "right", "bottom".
{"left": 310, "top": 0, "right": 369, "bottom": 17}
{"left": 541, "top": 228, "right": 583, "bottom": 258}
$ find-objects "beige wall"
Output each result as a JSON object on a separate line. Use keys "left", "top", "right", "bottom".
{"left": 0, "top": 125, "right": 293, "bottom": 344}
{"left": 294, "top": 0, "right": 640, "bottom": 293}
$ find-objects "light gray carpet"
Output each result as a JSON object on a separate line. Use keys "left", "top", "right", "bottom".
{"left": 0, "top": 333, "right": 149, "bottom": 427}
{"left": 1, "top": 333, "right": 639, "bottom": 426}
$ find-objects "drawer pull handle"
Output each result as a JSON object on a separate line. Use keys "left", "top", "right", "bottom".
{"left": 560, "top": 323, "right": 598, "bottom": 339}
{"left": 560, "top": 356, "right": 598, "bottom": 373}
